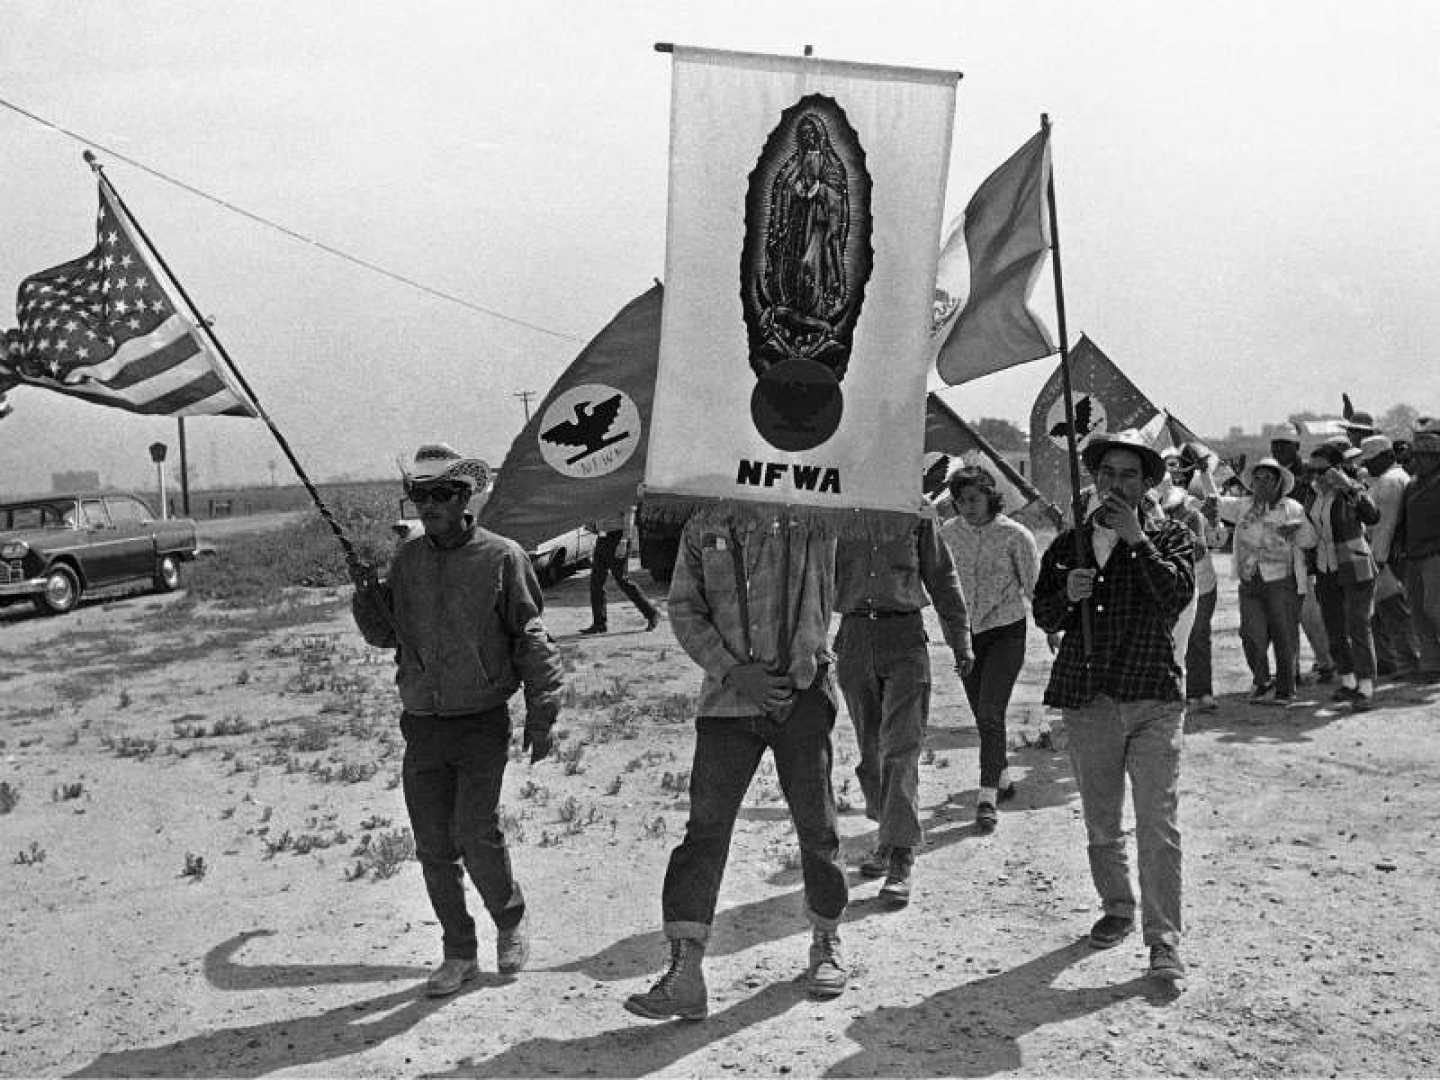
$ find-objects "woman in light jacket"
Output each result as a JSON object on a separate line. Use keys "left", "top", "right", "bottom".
{"left": 1214, "top": 458, "right": 1317, "bottom": 705}
{"left": 939, "top": 466, "right": 1039, "bottom": 832}
{"left": 1305, "top": 439, "right": 1382, "bottom": 711}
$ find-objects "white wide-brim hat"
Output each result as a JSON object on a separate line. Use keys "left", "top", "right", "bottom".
{"left": 401, "top": 443, "right": 492, "bottom": 491}
{"left": 1243, "top": 456, "right": 1295, "bottom": 497}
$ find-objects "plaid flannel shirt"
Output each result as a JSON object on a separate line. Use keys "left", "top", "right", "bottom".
{"left": 1032, "top": 517, "right": 1196, "bottom": 708}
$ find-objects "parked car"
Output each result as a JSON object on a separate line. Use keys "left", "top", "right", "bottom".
{"left": 391, "top": 500, "right": 596, "bottom": 587}
{"left": 0, "top": 492, "right": 199, "bottom": 615}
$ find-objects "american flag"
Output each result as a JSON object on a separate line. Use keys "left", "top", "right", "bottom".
{"left": 10, "top": 179, "right": 256, "bottom": 417}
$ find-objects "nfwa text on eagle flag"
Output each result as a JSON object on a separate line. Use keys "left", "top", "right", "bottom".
{"left": 4, "top": 174, "right": 255, "bottom": 418}
{"left": 645, "top": 46, "right": 958, "bottom": 531}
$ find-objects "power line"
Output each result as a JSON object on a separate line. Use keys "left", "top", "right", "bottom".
{"left": 0, "top": 95, "right": 587, "bottom": 344}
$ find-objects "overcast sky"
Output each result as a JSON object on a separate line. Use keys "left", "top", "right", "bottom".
{"left": 3, "top": 0, "right": 1438, "bottom": 493}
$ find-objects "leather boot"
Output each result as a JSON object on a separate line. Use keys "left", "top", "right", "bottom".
{"left": 623, "top": 937, "right": 708, "bottom": 1020}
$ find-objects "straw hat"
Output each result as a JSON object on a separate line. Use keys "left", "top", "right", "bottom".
{"left": 1243, "top": 456, "right": 1295, "bottom": 497}
{"left": 1080, "top": 429, "right": 1166, "bottom": 486}
{"left": 401, "top": 443, "right": 492, "bottom": 491}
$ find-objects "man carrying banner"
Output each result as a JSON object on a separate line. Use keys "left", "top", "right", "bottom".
{"left": 351, "top": 444, "right": 562, "bottom": 996}
{"left": 1032, "top": 430, "right": 1195, "bottom": 985}
{"left": 624, "top": 508, "right": 848, "bottom": 1020}
{"left": 835, "top": 511, "right": 972, "bottom": 903}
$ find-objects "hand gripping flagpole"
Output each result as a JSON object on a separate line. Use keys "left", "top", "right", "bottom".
{"left": 1040, "top": 116, "right": 1094, "bottom": 661}
{"left": 82, "top": 152, "right": 420, "bottom": 664}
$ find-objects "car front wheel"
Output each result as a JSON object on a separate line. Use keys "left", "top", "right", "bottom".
{"left": 36, "top": 565, "right": 81, "bottom": 615}
{"left": 154, "top": 554, "right": 181, "bottom": 592}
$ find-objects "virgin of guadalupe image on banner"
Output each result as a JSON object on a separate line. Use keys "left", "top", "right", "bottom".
{"left": 645, "top": 45, "right": 959, "bottom": 535}
{"left": 741, "top": 95, "right": 872, "bottom": 452}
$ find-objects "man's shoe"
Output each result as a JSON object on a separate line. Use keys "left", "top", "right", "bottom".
{"left": 425, "top": 957, "right": 479, "bottom": 997}
{"left": 496, "top": 914, "right": 530, "bottom": 974}
{"left": 578, "top": 624, "right": 607, "bottom": 636}
{"left": 1248, "top": 681, "right": 1274, "bottom": 703}
{"left": 975, "top": 801, "right": 998, "bottom": 832}
{"left": 1088, "top": 914, "right": 1135, "bottom": 949}
{"left": 645, "top": 611, "right": 661, "bottom": 632}
{"left": 997, "top": 782, "right": 1018, "bottom": 803}
{"left": 857, "top": 845, "right": 889, "bottom": 879}
{"left": 1332, "top": 685, "right": 1360, "bottom": 703}
{"left": 806, "top": 929, "right": 847, "bottom": 998}
{"left": 1148, "top": 942, "right": 1186, "bottom": 982}
{"left": 879, "top": 847, "right": 913, "bottom": 906}
{"left": 624, "top": 938, "right": 708, "bottom": 1021}
{"left": 1315, "top": 667, "right": 1336, "bottom": 685}
{"left": 1350, "top": 692, "right": 1374, "bottom": 713}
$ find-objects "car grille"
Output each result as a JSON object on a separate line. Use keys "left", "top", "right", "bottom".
{"left": 1, "top": 560, "right": 22, "bottom": 585}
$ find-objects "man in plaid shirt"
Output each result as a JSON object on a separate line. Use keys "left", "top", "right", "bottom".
{"left": 1033, "top": 430, "right": 1195, "bottom": 986}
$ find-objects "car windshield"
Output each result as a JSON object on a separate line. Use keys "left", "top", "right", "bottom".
{"left": 1, "top": 501, "right": 76, "bottom": 530}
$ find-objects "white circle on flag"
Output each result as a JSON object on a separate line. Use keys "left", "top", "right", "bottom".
{"left": 536, "top": 383, "right": 641, "bottom": 479}
{"left": 1044, "top": 393, "right": 1108, "bottom": 451}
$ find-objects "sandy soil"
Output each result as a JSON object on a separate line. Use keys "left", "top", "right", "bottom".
{"left": 2, "top": 556, "right": 1438, "bottom": 1078}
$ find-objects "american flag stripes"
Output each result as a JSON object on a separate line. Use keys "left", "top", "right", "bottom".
{"left": 9, "top": 178, "right": 255, "bottom": 417}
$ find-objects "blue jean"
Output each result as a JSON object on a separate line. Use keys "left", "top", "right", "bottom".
{"left": 1063, "top": 695, "right": 1184, "bottom": 947}
{"left": 1238, "top": 575, "right": 1301, "bottom": 696}
{"left": 1314, "top": 572, "right": 1377, "bottom": 680}
{"left": 401, "top": 709, "right": 525, "bottom": 960}
{"left": 960, "top": 618, "right": 1027, "bottom": 789}
{"left": 1185, "top": 588, "right": 1217, "bottom": 698}
{"left": 835, "top": 613, "right": 930, "bottom": 849}
{"left": 662, "top": 678, "right": 847, "bottom": 943}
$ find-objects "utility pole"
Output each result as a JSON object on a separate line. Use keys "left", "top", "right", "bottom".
{"left": 514, "top": 389, "right": 537, "bottom": 424}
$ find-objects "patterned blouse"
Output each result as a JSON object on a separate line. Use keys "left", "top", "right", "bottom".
{"left": 939, "top": 513, "right": 1040, "bottom": 635}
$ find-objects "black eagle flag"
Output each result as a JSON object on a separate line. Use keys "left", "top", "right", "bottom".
{"left": 480, "top": 284, "right": 663, "bottom": 551}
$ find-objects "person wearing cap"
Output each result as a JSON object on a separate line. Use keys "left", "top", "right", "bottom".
{"left": 1211, "top": 458, "right": 1317, "bottom": 704}
{"left": 581, "top": 506, "right": 661, "bottom": 635}
{"left": 350, "top": 444, "right": 563, "bottom": 996}
{"left": 832, "top": 504, "right": 973, "bottom": 902}
{"left": 1269, "top": 423, "right": 1335, "bottom": 684}
{"left": 625, "top": 506, "right": 848, "bottom": 1020}
{"left": 940, "top": 465, "right": 1038, "bottom": 832}
{"left": 1359, "top": 435, "right": 1420, "bottom": 678}
{"left": 1032, "top": 429, "right": 1195, "bottom": 985}
{"left": 1159, "top": 481, "right": 1219, "bottom": 711}
{"left": 1394, "top": 419, "right": 1440, "bottom": 681}
{"left": 1305, "top": 438, "right": 1382, "bottom": 711}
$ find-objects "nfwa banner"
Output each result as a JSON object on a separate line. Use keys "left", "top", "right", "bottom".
{"left": 645, "top": 46, "right": 958, "bottom": 531}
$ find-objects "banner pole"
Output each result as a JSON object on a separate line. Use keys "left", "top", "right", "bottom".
{"left": 1041, "top": 115, "right": 1094, "bottom": 659}
{"left": 83, "top": 153, "right": 419, "bottom": 662}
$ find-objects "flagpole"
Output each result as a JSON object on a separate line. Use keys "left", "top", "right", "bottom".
{"left": 1041, "top": 114, "right": 1093, "bottom": 659}
{"left": 83, "top": 153, "right": 419, "bottom": 663}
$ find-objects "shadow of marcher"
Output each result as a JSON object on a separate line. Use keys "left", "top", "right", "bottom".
{"left": 825, "top": 940, "right": 1168, "bottom": 1078}
{"left": 204, "top": 929, "right": 430, "bottom": 990}
{"left": 67, "top": 931, "right": 494, "bottom": 1078}
{"left": 425, "top": 979, "right": 808, "bottom": 1079}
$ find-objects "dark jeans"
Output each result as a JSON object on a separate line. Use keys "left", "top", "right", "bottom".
{"left": 960, "top": 618, "right": 1027, "bottom": 789}
{"left": 1314, "top": 572, "right": 1377, "bottom": 680}
{"left": 1185, "top": 588, "right": 1217, "bottom": 698}
{"left": 1372, "top": 585, "right": 1418, "bottom": 673}
{"left": 661, "top": 678, "right": 847, "bottom": 944}
{"left": 836, "top": 613, "right": 930, "bottom": 849}
{"left": 401, "top": 709, "right": 525, "bottom": 960}
{"left": 589, "top": 530, "right": 657, "bottom": 627}
{"left": 1238, "top": 576, "right": 1301, "bottom": 696}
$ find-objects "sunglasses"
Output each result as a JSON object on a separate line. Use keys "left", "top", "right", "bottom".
{"left": 407, "top": 485, "right": 465, "bottom": 505}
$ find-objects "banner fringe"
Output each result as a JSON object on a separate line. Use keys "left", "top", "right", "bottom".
{"left": 639, "top": 493, "right": 923, "bottom": 542}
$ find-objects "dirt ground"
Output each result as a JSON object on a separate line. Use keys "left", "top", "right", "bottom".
{"left": 2, "top": 550, "right": 1439, "bottom": 1078}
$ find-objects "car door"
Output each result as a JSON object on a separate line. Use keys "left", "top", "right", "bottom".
{"left": 104, "top": 495, "right": 159, "bottom": 580}
{"left": 75, "top": 497, "right": 127, "bottom": 586}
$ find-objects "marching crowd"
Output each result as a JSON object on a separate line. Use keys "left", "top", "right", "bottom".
{"left": 346, "top": 410, "right": 1440, "bottom": 1016}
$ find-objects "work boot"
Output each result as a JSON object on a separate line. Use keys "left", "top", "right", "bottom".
{"left": 806, "top": 928, "right": 847, "bottom": 998}
{"left": 425, "top": 957, "right": 479, "bottom": 997}
{"left": 856, "top": 845, "right": 889, "bottom": 879}
{"left": 579, "top": 624, "right": 607, "bottom": 636}
{"left": 879, "top": 846, "right": 913, "bottom": 906}
{"left": 496, "top": 913, "right": 530, "bottom": 974}
{"left": 623, "top": 938, "right": 708, "bottom": 1021}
